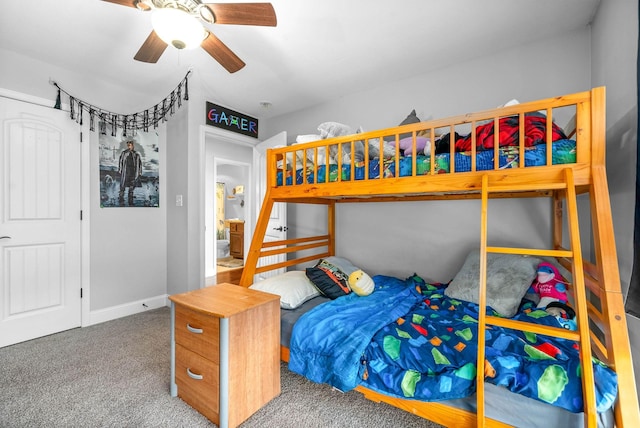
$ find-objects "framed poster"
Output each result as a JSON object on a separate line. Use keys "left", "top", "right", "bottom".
{"left": 99, "top": 128, "right": 159, "bottom": 207}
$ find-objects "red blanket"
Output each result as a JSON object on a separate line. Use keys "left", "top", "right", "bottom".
{"left": 455, "top": 114, "right": 567, "bottom": 151}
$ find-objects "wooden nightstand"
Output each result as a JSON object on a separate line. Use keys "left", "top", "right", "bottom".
{"left": 169, "top": 283, "right": 280, "bottom": 428}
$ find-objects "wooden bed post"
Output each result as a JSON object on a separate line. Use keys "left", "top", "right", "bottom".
{"left": 328, "top": 201, "right": 335, "bottom": 256}
{"left": 563, "top": 168, "right": 598, "bottom": 425}
{"left": 476, "top": 175, "right": 490, "bottom": 426}
{"left": 589, "top": 86, "right": 640, "bottom": 426}
{"left": 239, "top": 190, "right": 274, "bottom": 287}
{"left": 590, "top": 167, "right": 640, "bottom": 426}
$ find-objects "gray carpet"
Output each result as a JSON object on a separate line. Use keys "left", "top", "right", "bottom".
{"left": 0, "top": 307, "right": 441, "bottom": 428}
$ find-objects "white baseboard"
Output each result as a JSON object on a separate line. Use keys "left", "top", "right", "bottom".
{"left": 86, "top": 295, "right": 170, "bottom": 326}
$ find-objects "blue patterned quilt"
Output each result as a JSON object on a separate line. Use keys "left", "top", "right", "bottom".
{"left": 288, "top": 274, "right": 618, "bottom": 413}
{"left": 277, "top": 139, "right": 576, "bottom": 185}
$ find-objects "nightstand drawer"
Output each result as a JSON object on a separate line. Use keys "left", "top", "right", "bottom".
{"left": 175, "top": 344, "right": 219, "bottom": 423}
{"left": 175, "top": 305, "right": 219, "bottom": 362}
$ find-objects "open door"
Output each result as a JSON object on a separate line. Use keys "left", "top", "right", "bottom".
{"left": 252, "top": 132, "right": 287, "bottom": 281}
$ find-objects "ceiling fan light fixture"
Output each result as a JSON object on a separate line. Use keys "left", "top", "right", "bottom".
{"left": 151, "top": 8, "right": 206, "bottom": 50}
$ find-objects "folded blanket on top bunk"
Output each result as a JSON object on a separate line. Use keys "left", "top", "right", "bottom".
{"left": 288, "top": 274, "right": 618, "bottom": 414}
{"left": 277, "top": 139, "right": 576, "bottom": 186}
{"left": 454, "top": 113, "right": 568, "bottom": 151}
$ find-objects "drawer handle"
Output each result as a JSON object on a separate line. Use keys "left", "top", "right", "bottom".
{"left": 187, "top": 368, "right": 203, "bottom": 381}
{"left": 186, "top": 323, "right": 203, "bottom": 334}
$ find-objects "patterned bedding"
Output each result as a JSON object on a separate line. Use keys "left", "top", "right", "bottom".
{"left": 277, "top": 139, "right": 576, "bottom": 186}
{"left": 288, "top": 274, "right": 618, "bottom": 414}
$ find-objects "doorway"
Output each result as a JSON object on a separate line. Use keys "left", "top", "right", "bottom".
{"left": 200, "top": 128, "right": 288, "bottom": 287}
{"left": 214, "top": 161, "right": 249, "bottom": 284}
{"left": 202, "top": 127, "right": 255, "bottom": 286}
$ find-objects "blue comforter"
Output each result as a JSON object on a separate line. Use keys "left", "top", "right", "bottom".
{"left": 288, "top": 275, "right": 618, "bottom": 414}
{"left": 289, "top": 275, "right": 424, "bottom": 391}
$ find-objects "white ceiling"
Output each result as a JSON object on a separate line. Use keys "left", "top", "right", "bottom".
{"left": 0, "top": 0, "right": 600, "bottom": 119}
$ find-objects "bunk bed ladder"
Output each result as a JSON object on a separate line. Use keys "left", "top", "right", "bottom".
{"left": 477, "top": 169, "right": 598, "bottom": 427}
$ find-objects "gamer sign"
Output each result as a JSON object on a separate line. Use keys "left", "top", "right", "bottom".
{"left": 206, "top": 102, "right": 258, "bottom": 138}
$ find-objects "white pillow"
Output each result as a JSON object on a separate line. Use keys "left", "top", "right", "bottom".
{"left": 249, "top": 271, "right": 320, "bottom": 309}
{"left": 295, "top": 134, "right": 322, "bottom": 144}
{"left": 317, "top": 121, "right": 353, "bottom": 139}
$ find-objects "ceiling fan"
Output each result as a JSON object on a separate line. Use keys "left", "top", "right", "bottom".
{"left": 102, "top": 0, "right": 277, "bottom": 73}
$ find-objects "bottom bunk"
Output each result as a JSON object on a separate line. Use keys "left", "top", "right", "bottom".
{"left": 251, "top": 265, "right": 618, "bottom": 428}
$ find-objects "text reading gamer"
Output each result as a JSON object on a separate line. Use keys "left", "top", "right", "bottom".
{"left": 207, "top": 109, "right": 257, "bottom": 135}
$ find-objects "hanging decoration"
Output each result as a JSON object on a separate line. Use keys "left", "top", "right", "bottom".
{"left": 54, "top": 88, "right": 62, "bottom": 110}
{"left": 51, "top": 70, "right": 191, "bottom": 136}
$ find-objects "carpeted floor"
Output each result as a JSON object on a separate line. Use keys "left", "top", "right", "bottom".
{"left": 0, "top": 307, "right": 441, "bottom": 428}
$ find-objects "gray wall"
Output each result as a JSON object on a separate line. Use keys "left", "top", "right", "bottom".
{"left": 264, "top": 28, "right": 593, "bottom": 281}
{"left": 592, "top": 0, "right": 638, "bottom": 297}
{"left": 590, "top": 0, "right": 640, "bottom": 400}
{"left": 89, "top": 126, "right": 167, "bottom": 311}
{"left": 166, "top": 105, "right": 190, "bottom": 296}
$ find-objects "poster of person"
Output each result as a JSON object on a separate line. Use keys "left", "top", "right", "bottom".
{"left": 99, "top": 127, "right": 159, "bottom": 207}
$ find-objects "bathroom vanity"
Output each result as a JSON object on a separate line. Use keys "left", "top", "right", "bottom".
{"left": 229, "top": 220, "right": 244, "bottom": 259}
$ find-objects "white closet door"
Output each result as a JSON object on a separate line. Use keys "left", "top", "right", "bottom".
{"left": 0, "top": 97, "right": 81, "bottom": 347}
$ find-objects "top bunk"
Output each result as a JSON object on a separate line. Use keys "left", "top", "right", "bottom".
{"left": 267, "top": 87, "right": 604, "bottom": 203}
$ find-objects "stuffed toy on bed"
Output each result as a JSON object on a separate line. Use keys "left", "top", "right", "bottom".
{"left": 349, "top": 270, "right": 374, "bottom": 296}
{"left": 529, "top": 261, "right": 577, "bottom": 330}
{"left": 531, "top": 262, "right": 568, "bottom": 307}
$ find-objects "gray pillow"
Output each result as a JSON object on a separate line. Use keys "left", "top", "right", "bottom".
{"left": 386, "top": 109, "right": 421, "bottom": 142}
{"left": 444, "top": 250, "right": 542, "bottom": 317}
{"left": 398, "top": 109, "right": 420, "bottom": 127}
{"left": 322, "top": 256, "right": 360, "bottom": 276}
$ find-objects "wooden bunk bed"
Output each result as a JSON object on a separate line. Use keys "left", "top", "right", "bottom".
{"left": 238, "top": 87, "right": 640, "bottom": 427}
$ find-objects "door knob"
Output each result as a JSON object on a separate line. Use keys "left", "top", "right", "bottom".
{"left": 273, "top": 226, "right": 288, "bottom": 232}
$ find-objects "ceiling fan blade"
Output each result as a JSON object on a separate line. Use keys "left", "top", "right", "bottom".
{"left": 134, "top": 31, "right": 168, "bottom": 63}
{"left": 201, "top": 32, "right": 246, "bottom": 73}
{"left": 101, "top": 0, "right": 137, "bottom": 7}
{"left": 205, "top": 3, "right": 277, "bottom": 26}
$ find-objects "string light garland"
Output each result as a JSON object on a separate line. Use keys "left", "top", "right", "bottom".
{"left": 51, "top": 70, "right": 191, "bottom": 137}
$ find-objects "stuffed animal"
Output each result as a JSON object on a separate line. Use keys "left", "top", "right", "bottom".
{"left": 531, "top": 262, "right": 568, "bottom": 308}
{"left": 546, "top": 302, "right": 577, "bottom": 331}
{"left": 348, "top": 270, "right": 374, "bottom": 296}
{"left": 530, "top": 262, "right": 577, "bottom": 330}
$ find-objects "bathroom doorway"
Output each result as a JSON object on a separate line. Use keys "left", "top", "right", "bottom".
{"left": 214, "top": 160, "right": 249, "bottom": 284}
